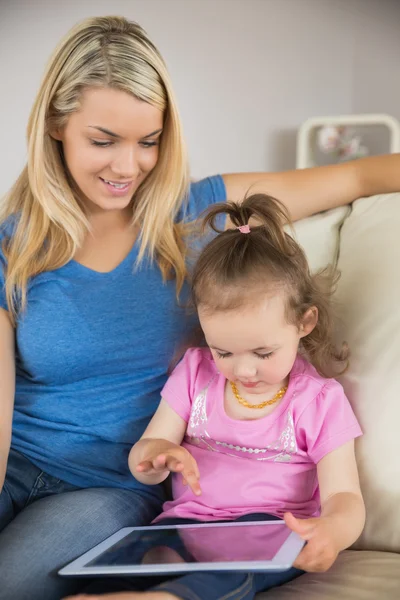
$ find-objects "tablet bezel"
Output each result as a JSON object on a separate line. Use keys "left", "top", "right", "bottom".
{"left": 58, "top": 520, "right": 305, "bottom": 577}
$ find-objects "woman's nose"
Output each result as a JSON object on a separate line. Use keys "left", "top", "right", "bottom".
{"left": 112, "top": 146, "right": 139, "bottom": 179}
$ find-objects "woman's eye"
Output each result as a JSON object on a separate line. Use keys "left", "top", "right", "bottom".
{"left": 90, "top": 140, "right": 113, "bottom": 147}
{"left": 140, "top": 141, "right": 158, "bottom": 148}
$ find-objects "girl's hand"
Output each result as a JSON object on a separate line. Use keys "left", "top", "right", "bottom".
{"left": 137, "top": 445, "right": 201, "bottom": 496}
{"left": 284, "top": 512, "right": 339, "bottom": 572}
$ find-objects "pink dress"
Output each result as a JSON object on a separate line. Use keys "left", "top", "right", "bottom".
{"left": 154, "top": 348, "right": 362, "bottom": 522}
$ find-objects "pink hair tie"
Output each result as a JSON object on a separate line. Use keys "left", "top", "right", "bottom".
{"left": 238, "top": 224, "right": 251, "bottom": 234}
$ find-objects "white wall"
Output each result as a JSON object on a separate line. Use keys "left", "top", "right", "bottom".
{"left": 1, "top": 0, "right": 400, "bottom": 196}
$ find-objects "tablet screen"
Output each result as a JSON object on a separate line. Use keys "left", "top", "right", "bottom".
{"left": 87, "top": 521, "right": 292, "bottom": 567}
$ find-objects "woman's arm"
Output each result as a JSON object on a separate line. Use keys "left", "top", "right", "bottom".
{"left": 285, "top": 440, "right": 365, "bottom": 572}
{"left": 223, "top": 153, "right": 400, "bottom": 221}
{"left": 0, "top": 307, "right": 15, "bottom": 492}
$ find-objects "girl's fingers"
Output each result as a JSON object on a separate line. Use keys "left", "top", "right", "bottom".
{"left": 293, "top": 534, "right": 337, "bottom": 572}
{"left": 139, "top": 454, "right": 171, "bottom": 472}
{"left": 182, "top": 469, "right": 201, "bottom": 496}
{"left": 284, "top": 512, "right": 316, "bottom": 539}
{"left": 164, "top": 456, "right": 185, "bottom": 473}
{"left": 293, "top": 542, "right": 314, "bottom": 569}
{"left": 152, "top": 454, "right": 168, "bottom": 469}
{"left": 136, "top": 460, "right": 154, "bottom": 472}
{"left": 145, "top": 451, "right": 201, "bottom": 495}
{"left": 139, "top": 452, "right": 199, "bottom": 483}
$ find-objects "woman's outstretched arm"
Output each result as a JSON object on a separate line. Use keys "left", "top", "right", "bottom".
{"left": 223, "top": 153, "right": 400, "bottom": 221}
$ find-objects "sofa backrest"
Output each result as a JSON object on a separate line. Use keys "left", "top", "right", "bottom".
{"left": 292, "top": 194, "right": 400, "bottom": 554}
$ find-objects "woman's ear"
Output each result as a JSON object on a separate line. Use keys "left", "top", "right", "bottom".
{"left": 49, "top": 128, "right": 63, "bottom": 141}
{"left": 299, "top": 306, "right": 318, "bottom": 338}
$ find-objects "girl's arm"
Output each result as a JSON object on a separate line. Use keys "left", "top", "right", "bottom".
{"left": 129, "top": 399, "right": 201, "bottom": 495}
{"left": 223, "top": 153, "right": 400, "bottom": 221}
{"left": 284, "top": 440, "right": 365, "bottom": 572}
{"left": 317, "top": 440, "right": 365, "bottom": 551}
{"left": 0, "top": 308, "right": 15, "bottom": 492}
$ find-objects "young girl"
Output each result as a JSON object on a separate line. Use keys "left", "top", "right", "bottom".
{"left": 68, "top": 194, "right": 365, "bottom": 600}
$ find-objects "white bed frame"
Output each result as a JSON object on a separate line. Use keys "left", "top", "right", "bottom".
{"left": 296, "top": 113, "right": 400, "bottom": 169}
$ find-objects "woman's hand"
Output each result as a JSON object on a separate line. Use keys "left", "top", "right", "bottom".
{"left": 284, "top": 512, "right": 339, "bottom": 572}
{"left": 137, "top": 443, "right": 201, "bottom": 496}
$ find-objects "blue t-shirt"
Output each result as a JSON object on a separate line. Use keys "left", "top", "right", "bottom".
{"left": 0, "top": 176, "right": 226, "bottom": 500}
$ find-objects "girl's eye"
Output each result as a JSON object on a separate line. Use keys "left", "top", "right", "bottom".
{"left": 90, "top": 140, "right": 113, "bottom": 147}
{"left": 256, "top": 352, "right": 273, "bottom": 360}
{"left": 216, "top": 351, "right": 232, "bottom": 359}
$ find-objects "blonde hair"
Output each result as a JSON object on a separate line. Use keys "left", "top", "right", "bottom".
{"left": 1, "top": 15, "right": 189, "bottom": 322}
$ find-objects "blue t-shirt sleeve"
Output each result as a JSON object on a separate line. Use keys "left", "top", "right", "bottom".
{"left": 180, "top": 175, "right": 227, "bottom": 226}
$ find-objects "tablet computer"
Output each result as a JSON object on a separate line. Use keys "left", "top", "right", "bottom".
{"left": 59, "top": 520, "right": 305, "bottom": 577}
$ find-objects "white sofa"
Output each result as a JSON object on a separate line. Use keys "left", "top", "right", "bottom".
{"left": 257, "top": 193, "right": 400, "bottom": 599}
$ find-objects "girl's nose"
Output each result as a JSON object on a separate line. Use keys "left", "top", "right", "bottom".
{"left": 234, "top": 362, "right": 257, "bottom": 379}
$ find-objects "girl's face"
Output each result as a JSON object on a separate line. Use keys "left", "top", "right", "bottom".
{"left": 52, "top": 86, "right": 164, "bottom": 214}
{"left": 199, "top": 293, "right": 316, "bottom": 396}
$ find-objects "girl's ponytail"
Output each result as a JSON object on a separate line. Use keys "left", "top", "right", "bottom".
{"left": 202, "top": 193, "right": 296, "bottom": 257}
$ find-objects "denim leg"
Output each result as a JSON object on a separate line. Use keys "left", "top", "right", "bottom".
{"left": 83, "top": 514, "right": 303, "bottom": 600}
{"left": 83, "top": 568, "right": 303, "bottom": 600}
{"left": 154, "top": 567, "right": 302, "bottom": 600}
{"left": 154, "top": 514, "right": 302, "bottom": 600}
{"left": 0, "top": 448, "right": 46, "bottom": 532}
{"left": 0, "top": 450, "right": 164, "bottom": 600}
{"left": 0, "top": 484, "right": 14, "bottom": 533}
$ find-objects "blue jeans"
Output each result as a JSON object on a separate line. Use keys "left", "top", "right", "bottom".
{"left": 82, "top": 514, "right": 303, "bottom": 600}
{"left": 0, "top": 448, "right": 163, "bottom": 600}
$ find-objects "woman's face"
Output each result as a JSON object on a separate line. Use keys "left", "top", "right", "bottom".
{"left": 52, "top": 86, "right": 164, "bottom": 214}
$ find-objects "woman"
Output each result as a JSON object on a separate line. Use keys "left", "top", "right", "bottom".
{"left": 0, "top": 15, "right": 399, "bottom": 600}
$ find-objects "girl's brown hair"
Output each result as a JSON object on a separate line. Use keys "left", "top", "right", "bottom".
{"left": 191, "top": 194, "right": 348, "bottom": 378}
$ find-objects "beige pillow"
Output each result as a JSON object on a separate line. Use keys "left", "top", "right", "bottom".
{"left": 333, "top": 193, "right": 400, "bottom": 553}
{"left": 257, "top": 194, "right": 400, "bottom": 600}
{"left": 290, "top": 205, "right": 350, "bottom": 272}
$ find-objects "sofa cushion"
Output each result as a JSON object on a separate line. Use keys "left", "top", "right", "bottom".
{"left": 290, "top": 205, "right": 350, "bottom": 271}
{"left": 332, "top": 193, "right": 400, "bottom": 553}
{"left": 293, "top": 193, "right": 400, "bottom": 553}
{"left": 258, "top": 550, "right": 400, "bottom": 599}
{"left": 292, "top": 195, "right": 400, "bottom": 552}
{"left": 255, "top": 193, "right": 400, "bottom": 598}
